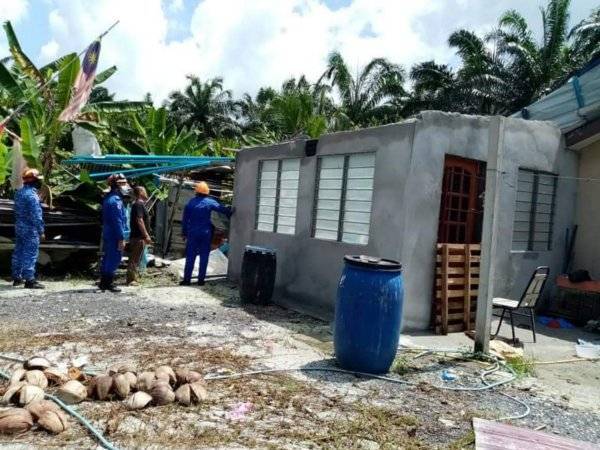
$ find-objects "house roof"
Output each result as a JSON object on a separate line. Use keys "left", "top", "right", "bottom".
{"left": 513, "top": 57, "right": 600, "bottom": 137}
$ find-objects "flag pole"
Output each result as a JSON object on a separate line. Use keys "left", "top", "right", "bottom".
{"left": 0, "top": 20, "right": 120, "bottom": 129}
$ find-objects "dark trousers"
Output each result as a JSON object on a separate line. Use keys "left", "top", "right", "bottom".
{"left": 183, "top": 231, "right": 212, "bottom": 284}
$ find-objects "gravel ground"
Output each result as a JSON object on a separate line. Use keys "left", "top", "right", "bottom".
{"left": 0, "top": 274, "right": 598, "bottom": 449}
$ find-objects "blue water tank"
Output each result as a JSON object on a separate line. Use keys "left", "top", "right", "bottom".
{"left": 334, "top": 255, "right": 403, "bottom": 374}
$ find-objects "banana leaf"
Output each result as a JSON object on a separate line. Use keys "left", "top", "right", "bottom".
{"left": 94, "top": 66, "right": 117, "bottom": 85}
{"left": 19, "top": 117, "right": 41, "bottom": 167}
{"left": 54, "top": 54, "right": 80, "bottom": 114}
{"left": 3, "top": 21, "right": 46, "bottom": 89}
{"left": 0, "top": 139, "right": 10, "bottom": 184}
{"left": 0, "top": 62, "right": 24, "bottom": 99}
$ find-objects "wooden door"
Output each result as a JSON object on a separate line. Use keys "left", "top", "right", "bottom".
{"left": 438, "top": 155, "right": 485, "bottom": 244}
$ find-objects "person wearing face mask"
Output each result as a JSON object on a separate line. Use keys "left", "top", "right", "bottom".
{"left": 11, "top": 168, "right": 45, "bottom": 289}
{"left": 99, "top": 173, "right": 130, "bottom": 292}
{"left": 126, "top": 185, "right": 152, "bottom": 286}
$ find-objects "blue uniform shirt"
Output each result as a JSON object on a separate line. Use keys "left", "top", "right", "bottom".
{"left": 14, "top": 185, "right": 44, "bottom": 235}
{"left": 102, "top": 191, "right": 127, "bottom": 240}
{"left": 182, "top": 195, "right": 231, "bottom": 237}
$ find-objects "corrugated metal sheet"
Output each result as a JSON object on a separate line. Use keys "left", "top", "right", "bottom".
{"left": 513, "top": 58, "right": 600, "bottom": 132}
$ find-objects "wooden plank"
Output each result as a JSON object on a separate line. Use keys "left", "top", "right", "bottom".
{"left": 436, "top": 277, "right": 466, "bottom": 287}
{"left": 464, "top": 244, "right": 472, "bottom": 330}
{"left": 436, "top": 267, "right": 480, "bottom": 275}
{"left": 436, "top": 312, "right": 477, "bottom": 323}
{"left": 437, "top": 243, "right": 481, "bottom": 251}
{"left": 436, "top": 289, "right": 479, "bottom": 299}
{"left": 473, "top": 418, "right": 598, "bottom": 450}
{"left": 436, "top": 255, "right": 466, "bottom": 263}
{"left": 441, "top": 244, "right": 449, "bottom": 335}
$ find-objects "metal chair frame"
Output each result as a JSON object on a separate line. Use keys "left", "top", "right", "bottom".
{"left": 492, "top": 266, "right": 550, "bottom": 344}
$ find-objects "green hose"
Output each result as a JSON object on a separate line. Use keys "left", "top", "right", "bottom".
{"left": 0, "top": 369, "right": 118, "bottom": 450}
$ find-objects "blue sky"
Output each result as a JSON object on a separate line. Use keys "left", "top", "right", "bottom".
{"left": 0, "top": 0, "right": 596, "bottom": 102}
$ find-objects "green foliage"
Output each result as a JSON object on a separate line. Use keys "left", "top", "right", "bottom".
{"left": 0, "top": 139, "right": 10, "bottom": 184}
{"left": 504, "top": 355, "right": 536, "bottom": 377}
{"left": 19, "top": 117, "right": 41, "bottom": 167}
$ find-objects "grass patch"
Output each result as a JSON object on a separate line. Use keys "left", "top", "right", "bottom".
{"left": 504, "top": 355, "right": 535, "bottom": 377}
{"left": 447, "top": 430, "right": 475, "bottom": 449}
{"left": 392, "top": 355, "right": 413, "bottom": 375}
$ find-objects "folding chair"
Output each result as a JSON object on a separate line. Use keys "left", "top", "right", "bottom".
{"left": 492, "top": 266, "right": 549, "bottom": 344}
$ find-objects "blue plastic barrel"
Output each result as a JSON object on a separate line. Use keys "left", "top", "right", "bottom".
{"left": 334, "top": 255, "right": 403, "bottom": 374}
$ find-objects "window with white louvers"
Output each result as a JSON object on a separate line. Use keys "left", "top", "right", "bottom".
{"left": 313, "top": 153, "right": 375, "bottom": 245}
{"left": 256, "top": 158, "right": 300, "bottom": 234}
{"left": 512, "top": 168, "right": 557, "bottom": 251}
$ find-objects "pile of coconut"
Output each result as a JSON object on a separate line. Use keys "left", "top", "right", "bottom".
{"left": 0, "top": 356, "right": 208, "bottom": 436}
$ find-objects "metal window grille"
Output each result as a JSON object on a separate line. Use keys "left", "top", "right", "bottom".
{"left": 313, "top": 153, "right": 375, "bottom": 244}
{"left": 512, "top": 168, "right": 557, "bottom": 251}
{"left": 256, "top": 159, "right": 300, "bottom": 234}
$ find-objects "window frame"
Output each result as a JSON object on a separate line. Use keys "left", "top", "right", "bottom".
{"left": 311, "top": 152, "right": 376, "bottom": 245}
{"left": 255, "top": 158, "right": 300, "bottom": 235}
{"left": 512, "top": 168, "right": 557, "bottom": 252}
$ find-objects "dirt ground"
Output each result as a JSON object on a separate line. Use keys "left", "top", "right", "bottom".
{"left": 0, "top": 272, "right": 599, "bottom": 449}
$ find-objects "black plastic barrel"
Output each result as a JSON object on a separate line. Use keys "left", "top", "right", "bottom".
{"left": 240, "top": 246, "right": 276, "bottom": 305}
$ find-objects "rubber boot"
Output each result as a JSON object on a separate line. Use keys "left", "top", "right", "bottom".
{"left": 12, "top": 279, "right": 23, "bottom": 287}
{"left": 98, "top": 275, "right": 109, "bottom": 291}
{"left": 107, "top": 276, "right": 121, "bottom": 293}
{"left": 24, "top": 280, "right": 45, "bottom": 289}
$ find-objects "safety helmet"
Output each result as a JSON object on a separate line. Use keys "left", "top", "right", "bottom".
{"left": 107, "top": 173, "right": 127, "bottom": 188}
{"left": 22, "top": 168, "right": 43, "bottom": 182}
{"left": 195, "top": 181, "right": 210, "bottom": 195}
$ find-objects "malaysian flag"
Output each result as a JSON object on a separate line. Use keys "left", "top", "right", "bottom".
{"left": 58, "top": 40, "right": 101, "bottom": 122}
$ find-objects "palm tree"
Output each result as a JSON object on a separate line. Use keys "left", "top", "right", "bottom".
{"left": 404, "top": 61, "right": 456, "bottom": 115}
{"left": 318, "top": 51, "right": 406, "bottom": 127}
{"left": 237, "top": 76, "right": 333, "bottom": 141}
{"left": 165, "top": 76, "right": 240, "bottom": 139}
{"left": 568, "top": 7, "right": 600, "bottom": 70}
{"left": 492, "top": 0, "right": 581, "bottom": 110}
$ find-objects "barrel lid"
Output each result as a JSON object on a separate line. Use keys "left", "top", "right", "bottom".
{"left": 245, "top": 245, "right": 276, "bottom": 254}
{"left": 344, "top": 255, "right": 402, "bottom": 271}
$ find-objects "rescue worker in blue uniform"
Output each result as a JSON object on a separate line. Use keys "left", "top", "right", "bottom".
{"left": 181, "top": 181, "right": 232, "bottom": 286}
{"left": 12, "top": 168, "right": 45, "bottom": 289}
{"left": 99, "top": 173, "right": 130, "bottom": 292}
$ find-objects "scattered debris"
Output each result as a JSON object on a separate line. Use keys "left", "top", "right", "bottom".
{"left": 226, "top": 402, "right": 253, "bottom": 421}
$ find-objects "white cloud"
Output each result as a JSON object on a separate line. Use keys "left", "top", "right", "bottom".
{"left": 22, "top": 0, "right": 599, "bottom": 103}
{"left": 0, "top": 0, "right": 30, "bottom": 57}
{"left": 0, "top": 0, "right": 29, "bottom": 23}
{"left": 39, "top": 39, "right": 59, "bottom": 61}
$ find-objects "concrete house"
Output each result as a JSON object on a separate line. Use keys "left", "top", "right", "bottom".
{"left": 228, "top": 111, "right": 578, "bottom": 330}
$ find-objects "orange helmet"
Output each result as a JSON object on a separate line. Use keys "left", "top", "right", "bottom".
{"left": 195, "top": 181, "right": 210, "bottom": 195}
{"left": 22, "top": 168, "right": 43, "bottom": 182}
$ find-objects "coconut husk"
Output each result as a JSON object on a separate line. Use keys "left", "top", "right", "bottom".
{"left": 175, "top": 384, "right": 191, "bottom": 406}
{"left": 44, "top": 368, "right": 69, "bottom": 386}
{"left": 24, "top": 357, "right": 51, "bottom": 371}
{"left": 38, "top": 410, "right": 69, "bottom": 434}
{"left": 1, "top": 382, "right": 26, "bottom": 405}
{"left": 155, "top": 366, "right": 176, "bottom": 385}
{"left": 25, "top": 400, "right": 61, "bottom": 420}
{"left": 0, "top": 408, "right": 33, "bottom": 434}
{"left": 136, "top": 372, "right": 156, "bottom": 392}
{"left": 25, "top": 370, "right": 48, "bottom": 389}
{"left": 151, "top": 383, "right": 174, "bottom": 406}
{"left": 94, "top": 376, "right": 113, "bottom": 401}
{"left": 125, "top": 391, "right": 152, "bottom": 410}
{"left": 113, "top": 374, "right": 130, "bottom": 399}
{"left": 56, "top": 381, "right": 87, "bottom": 404}
{"left": 18, "top": 384, "right": 44, "bottom": 406}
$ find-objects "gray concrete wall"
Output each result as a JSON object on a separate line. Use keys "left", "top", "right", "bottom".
{"left": 228, "top": 111, "right": 577, "bottom": 329}
{"left": 574, "top": 140, "right": 600, "bottom": 278}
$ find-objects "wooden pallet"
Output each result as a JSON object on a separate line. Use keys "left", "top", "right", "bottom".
{"left": 433, "top": 243, "right": 480, "bottom": 334}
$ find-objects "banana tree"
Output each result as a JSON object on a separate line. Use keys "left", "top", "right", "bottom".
{"left": 0, "top": 21, "right": 147, "bottom": 199}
